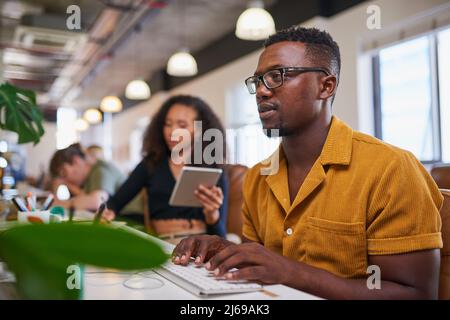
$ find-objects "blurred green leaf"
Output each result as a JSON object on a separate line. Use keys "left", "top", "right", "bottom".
{"left": 0, "top": 223, "right": 168, "bottom": 299}
{"left": 0, "top": 82, "right": 45, "bottom": 145}
{"left": 0, "top": 235, "right": 81, "bottom": 299}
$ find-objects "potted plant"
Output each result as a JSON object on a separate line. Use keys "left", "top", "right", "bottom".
{"left": 0, "top": 82, "right": 168, "bottom": 299}
{"left": 0, "top": 223, "right": 168, "bottom": 299}
{"left": 0, "top": 82, "right": 45, "bottom": 145}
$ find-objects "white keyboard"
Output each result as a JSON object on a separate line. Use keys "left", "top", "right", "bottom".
{"left": 155, "top": 262, "right": 262, "bottom": 296}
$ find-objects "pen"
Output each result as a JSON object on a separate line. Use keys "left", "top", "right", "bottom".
{"left": 32, "top": 194, "right": 37, "bottom": 210}
{"left": 68, "top": 205, "right": 75, "bottom": 222}
{"left": 93, "top": 202, "right": 107, "bottom": 224}
{"left": 26, "top": 192, "right": 33, "bottom": 211}
{"left": 12, "top": 197, "right": 28, "bottom": 212}
{"left": 42, "top": 194, "right": 54, "bottom": 210}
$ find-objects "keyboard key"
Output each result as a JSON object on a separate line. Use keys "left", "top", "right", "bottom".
{"left": 155, "top": 262, "right": 262, "bottom": 295}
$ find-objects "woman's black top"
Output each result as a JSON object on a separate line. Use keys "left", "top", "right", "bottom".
{"left": 107, "top": 157, "right": 228, "bottom": 237}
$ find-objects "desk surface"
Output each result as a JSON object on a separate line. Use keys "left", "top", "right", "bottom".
{"left": 83, "top": 268, "right": 319, "bottom": 300}
{"left": 83, "top": 228, "right": 321, "bottom": 300}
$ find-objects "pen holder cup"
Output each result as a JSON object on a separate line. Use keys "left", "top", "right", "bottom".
{"left": 17, "top": 210, "right": 63, "bottom": 224}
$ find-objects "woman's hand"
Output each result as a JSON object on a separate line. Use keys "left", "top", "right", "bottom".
{"left": 194, "top": 185, "right": 223, "bottom": 225}
{"left": 101, "top": 208, "right": 116, "bottom": 223}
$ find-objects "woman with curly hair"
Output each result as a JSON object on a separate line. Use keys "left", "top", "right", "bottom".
{"left": 106, "top": 95, "right": 228, "bottom": 243}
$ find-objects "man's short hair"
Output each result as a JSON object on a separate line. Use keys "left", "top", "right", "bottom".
{"left": 264, "top": 26, "right": 341, "bottom": 79}
{"left": 87, "top": 144, "right": 103, "bottom": 152}
{"left": 49, "top": 143, "right": 85, "bottom": 177}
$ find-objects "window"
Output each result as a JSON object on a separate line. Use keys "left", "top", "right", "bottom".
{"left": 438, "top": 28, "right": 450, "bottom": 162}
{"left": 373, "top": 27, "right": 450, "bottom": 163}
{"left": 226, "top": 84, "right": 280, "bottom": 167}
{"left": 56, "top": 108, "right": 77, "bottom": 150}
{"left": 129, "top": 116, "right": 150, "bottom": 170}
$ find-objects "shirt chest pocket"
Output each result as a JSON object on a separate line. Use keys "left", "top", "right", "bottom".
{"left": 306, "top": 216, "right": 367, "bottom": 278}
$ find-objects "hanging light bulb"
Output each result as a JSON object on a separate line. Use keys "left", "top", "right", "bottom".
{"left": 83, "top": 108, "right": 102, "bottom": 124}
{"left": 0, "top": 140, "right": 8, "bottom": 153}
{"left": 125, "top": 79, "right": 151, "bottom": 100}
{"left": 167, "top": 49, "right": 198, "bottom": 77}
{"left": 100, "top": 95, "right": 123, "bottom": 113}
{"left": 75, "top": 118, "right": 89, "bottom": 131}
{"left": 0, "top": 157, "right": 7, "bottom": 169}
{"left": 56, "top": 184, "right": 71, "bottom": 201}
{"left": 235, "top": 0, "right": 276, "bottom": 41}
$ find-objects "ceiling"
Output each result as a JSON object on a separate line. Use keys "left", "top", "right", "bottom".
{"left": 0, "top": 0, "right": 367, "bottom": 119}
{"left": 0, "top": 0, "right": 277, "bottom": 115}
{"left": 79, "top": 0, "right": 278, "bottom": 106}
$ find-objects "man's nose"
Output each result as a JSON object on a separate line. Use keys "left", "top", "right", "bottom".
{"left": 255, "top": 80, "right": 273, "bottom": 99}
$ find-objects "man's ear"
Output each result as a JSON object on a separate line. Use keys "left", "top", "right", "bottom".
{"left": 58, "top": 165, "right": 67, "bottom": 179}
{"left": 319, "top": 75, "right": 338, "bottom": 100}
{"left": 72, "top": 155, "right": 83, "bottom": 165}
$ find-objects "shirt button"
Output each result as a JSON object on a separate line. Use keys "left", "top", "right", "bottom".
{"left": 286, "top": 228, "right": 293, "bottom": 236}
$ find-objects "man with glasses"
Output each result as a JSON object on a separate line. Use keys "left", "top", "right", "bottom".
{"left": 172, "top": 26, "right": 443, "bottom": 299}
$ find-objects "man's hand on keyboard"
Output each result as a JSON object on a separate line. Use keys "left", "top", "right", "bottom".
{"left": 172, "top": 235, "right": 234, "bottom": 266}
{"left": 204, "top": 242, "right": 292, "bottom": 285}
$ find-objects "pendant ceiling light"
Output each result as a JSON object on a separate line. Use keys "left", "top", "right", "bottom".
{"left": 56, "top": 184, "right": 71, "bottom": 201}
{"left": 100, "top": 95, "right": 123, "bottom": 113}
{"left": 125, "top": 79, "right": 151, "bottom": 100}
{"left": 235, "top": 0, "right": 276, "bottom": 41}
{"left": 125, "top": 25, "right": 151, "bottom": 100}
{"left": 166, "top": 0, "right": 198, "bottom": 77}
{"left": 83, "top": 108, "right": 102, "bottom": 124}
{"left": 167, "top": 49, "right": 198, "bottom": 77}
{"left": 0, "top": 157, "right": 7, "bottom": 169}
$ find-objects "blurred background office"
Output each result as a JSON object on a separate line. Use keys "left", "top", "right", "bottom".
{"left": 0, "top": 0, "right": 450, "bottom": 193}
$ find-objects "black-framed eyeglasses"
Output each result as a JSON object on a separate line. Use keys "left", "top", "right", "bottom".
{"left": 244, "top": 67, "right": 331, "bottom": 94}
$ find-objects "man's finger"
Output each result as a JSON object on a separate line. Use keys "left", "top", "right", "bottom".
{"left": 225, "top": 266, "right": 267, "bottom": 283}
{"left": 195, "top": 239, "right": 212, "bottom": 265}
{"left": 173, "top": 237, "right": 196, "bottom": 265}
{"left": 206, "top": 245, "right": 240, "bottom": 271}
{"left": 219, "top": 253, "right": 247, "bottom": 276}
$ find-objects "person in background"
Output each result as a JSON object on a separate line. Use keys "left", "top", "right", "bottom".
{"left": 49, "top": 143, "right": 144, "bottom": 220}
{"left": 86, "top": 144, "right": 104, "bottom": 162}
{"left": 172, "top": 26, "right": 443, "bottom": 299}
{"left": 105, "top": 95, "right": 229, "bottom": 243}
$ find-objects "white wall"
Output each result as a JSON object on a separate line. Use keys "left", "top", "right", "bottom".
{"left": 107, "top": 92, "right": 169, "bottom": 172}
{"left": 23, "top": 122, "right": 57, "bottom": 177}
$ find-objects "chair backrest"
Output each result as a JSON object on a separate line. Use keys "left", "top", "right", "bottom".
{"left": 431, "top": 165, "right": 450, "bottom": 189}
{"left": 439, "top": 189, "right": 450, "bottom": 300}
{"left": 141, "top": 189, "right": 155, "bottom": 234}
{"left": 225, "top": 164, "right": 248, "bottom": 239}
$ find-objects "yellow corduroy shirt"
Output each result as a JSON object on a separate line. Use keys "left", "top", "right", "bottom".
{"left": 242, "top": 116, "right": 443, "bottom": 278}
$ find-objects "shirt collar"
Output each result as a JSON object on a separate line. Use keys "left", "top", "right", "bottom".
{"left": 266, "top": 115, "right": 354, "bottom": 172}
{"left": 319, "top": 116, "right": 353, "bottom": 166}
{"left": 274, "top": 116, "right": 353, "bottom": 166}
